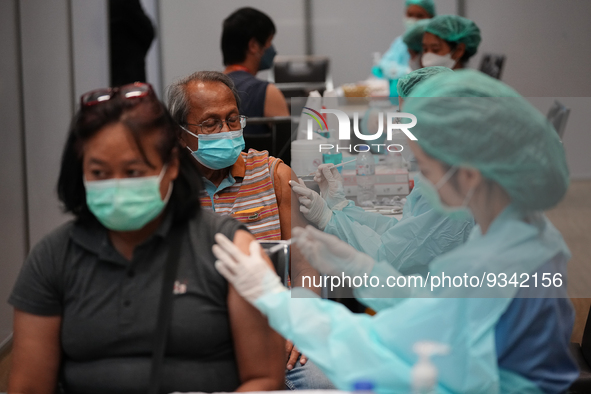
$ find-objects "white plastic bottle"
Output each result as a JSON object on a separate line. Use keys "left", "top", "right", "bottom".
{"left": 411, "top": 341, "right": 450, "bottom": 394}
{"left": 356, "top": 149, "right": 377, "bottom": 206}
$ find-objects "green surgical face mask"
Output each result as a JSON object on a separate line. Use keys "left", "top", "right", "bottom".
{"left": 417, "top": 166, "right": 474, "bottom": 221}
{"left": 84, "top": 165, "right": 172, "bottom": 231}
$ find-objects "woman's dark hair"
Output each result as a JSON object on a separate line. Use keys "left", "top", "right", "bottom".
{"left": 57, "top": 91, "right": 203, "bottom": 225}
{"left": 445, "top": 40, "right": 472, "bottom": 64}
{"left": 221, "top": 7, "right": 276, "bottom": 66}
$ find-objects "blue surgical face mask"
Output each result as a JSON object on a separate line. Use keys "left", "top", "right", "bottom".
{"left": 84, "top": 165, "right": 172, "bottom": 231}
{"left": 259, "top": 44, "right": 277, "bottom": 71}
{"left": 417, "top": 166, "right": 475, "bottom": 220}
{"left": 184, "top": 128, "right": 245, "bottom": 170}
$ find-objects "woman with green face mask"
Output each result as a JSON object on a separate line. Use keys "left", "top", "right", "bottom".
{"left": 8, "top": 83, "right": 285, "bottom": 393}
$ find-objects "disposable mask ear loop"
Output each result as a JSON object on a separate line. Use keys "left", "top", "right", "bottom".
{"left": 435, "top": 166, "right": 459, "bottom": 189}
{"left": 157, "top": 164, "right": 173, "bottom": 203}
{"left": 156, "top": 164, "right": 169, "bottom": 183}
{"left": 162, "top": 181, "right": 174, "bottom": 204}
{"left": 449, "top": 49, "right": 458, "bottom": 68}
{"left": 181, "top": 125, "right": 199, "bottom": 140}
{"left": 186, "top": 146, "right": 194, "bottom": 154}
{"left": 461, "top": 184, "right": 476, "bottom": 210}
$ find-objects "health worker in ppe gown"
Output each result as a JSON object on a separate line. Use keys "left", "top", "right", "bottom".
{"left": 373, "top": 0, "right": 436, "bottom": 93}
{"left": 290, "top": 66, "right": 472, "bottom": 313}
{"left": 166, "top": 71, "right": 334, "bottom": 390}
{"left": 212, "top": 70, "right": 579, "bottom": 394}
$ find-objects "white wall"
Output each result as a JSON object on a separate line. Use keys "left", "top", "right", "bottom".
{"left": 311, "top": 0, "right": 458, "bottom": 86}
{"left": 465, "top": 0, "right": 591, "bottom": 97}
{"left": 159, "top": 0, "right": 306, "bottom": 89}
{"left": 0, "top": 0, "right": 28, "bottom": 345}
{"left": 528, "top": 97, "right": 591, "bottom": 180}
{"left": 20, "top": 0, "right": 109, "bottom": 247}
{"left": 156, "top": 0, "right": 591, "bottom": 179}
{"left": 159, "top": 0, "right": 458, "bottom": 88}
{"left": 0, "top": 0, "right": 109, "bottom": 344}
{"left": 20, "top": 0, "right": 75, "bottom": 246}
{"left": 71, "top": 1, "right": 110, "bottom": 99}
{"left": 141, "top": 0, "right": 164, "bottom": 98}
{"left": 464, "top": 0, "right": 591, "bottom": 178}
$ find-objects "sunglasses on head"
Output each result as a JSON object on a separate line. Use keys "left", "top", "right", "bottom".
{"left": 80, "top": 82, "right": 154, "bottom": 107}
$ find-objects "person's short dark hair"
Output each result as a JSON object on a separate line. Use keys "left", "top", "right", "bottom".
{"left": 58, "top": 90, "right": 203, "bottom": 225}
{"left": 221, "top": 7, "right": 276, "bottom": 66}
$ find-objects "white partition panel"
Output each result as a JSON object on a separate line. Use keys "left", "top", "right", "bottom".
{"left": 71, "top": 0, "right": 110, "bottom": 99}
{"left": 465, "top": 0, "right": 591, "bottom": 97}
{"left": 20, "top": 0, "right": 75, "bottom": 246}
{"left": 465, "top": 0, "right": 591, "bottom": 178}
{"left": 0, "top": 0, "right": 28, "bottom": 345}
{"left": 0, "top": 0, "right": 109, "bottom": 343}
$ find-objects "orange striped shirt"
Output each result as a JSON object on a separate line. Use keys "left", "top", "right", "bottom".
{"left": 200, "top": 149, "right": 282, "bottom": 241}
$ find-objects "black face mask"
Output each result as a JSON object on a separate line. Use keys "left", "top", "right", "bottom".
{"left": 258, "top": 45, "right": 277, "bottom": 71}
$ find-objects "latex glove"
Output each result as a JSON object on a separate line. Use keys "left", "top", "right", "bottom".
{"left": 289, "top": 179, "right": 333, "bottom": 230}
{"left": 213, "top": 233, "right": 287, "bottom": 304}
{"left": 314, "top": 164, "right": 348, "bottom": 210}
{"left": 292, "top": 225, "right": 375, "bottom": 277}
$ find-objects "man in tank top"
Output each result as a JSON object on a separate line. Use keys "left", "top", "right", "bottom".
{"left": 221, "top": 7, "right": 289, "bottom": 135}
{"left": 167, "top": 71, "right": 335, "bottom": 390}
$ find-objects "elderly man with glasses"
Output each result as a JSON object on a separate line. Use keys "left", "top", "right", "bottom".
{"left": 166, "top": 71, "right": 334, "bottom": 391}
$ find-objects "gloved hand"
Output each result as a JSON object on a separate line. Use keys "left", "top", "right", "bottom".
{"left": 289, "top": 179, "right": 333, "bottom": 230}
{"left": 213, "top": 233, "right": 287, "bottom": 304}
{"left": 292, "top": 225, "right": 375, "bottom": 277}
{"left": 314, "top": 164, "right": 348, "bottom": 210}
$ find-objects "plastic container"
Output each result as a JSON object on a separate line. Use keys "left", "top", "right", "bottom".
{"left": 356, "top": 149, "right": 377, "bottom": 206}
{"left": 411, "top": 341, "right": 450, "bottom": 394}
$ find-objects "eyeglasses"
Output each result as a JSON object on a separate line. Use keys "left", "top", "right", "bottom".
{"left": 185, "top": 115, "right": 247, "bottom": 134}
{"left": 80, "top": 82, "right": 154, "bottom": 107}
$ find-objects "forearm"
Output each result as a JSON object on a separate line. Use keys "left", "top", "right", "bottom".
{"left": 236, "top": 376, "right": 284, "bottom": 392}
{"left": 290, "top": 244, "right": 322, "bottom": 295}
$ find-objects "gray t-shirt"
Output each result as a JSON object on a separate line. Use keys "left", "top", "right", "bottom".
{"left": 9, "top": 208, "right": 247, "bottom": 394}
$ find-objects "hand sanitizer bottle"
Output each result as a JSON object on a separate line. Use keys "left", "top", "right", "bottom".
{"left": 412, "top": 341, "right": 450, "bottom": 394}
